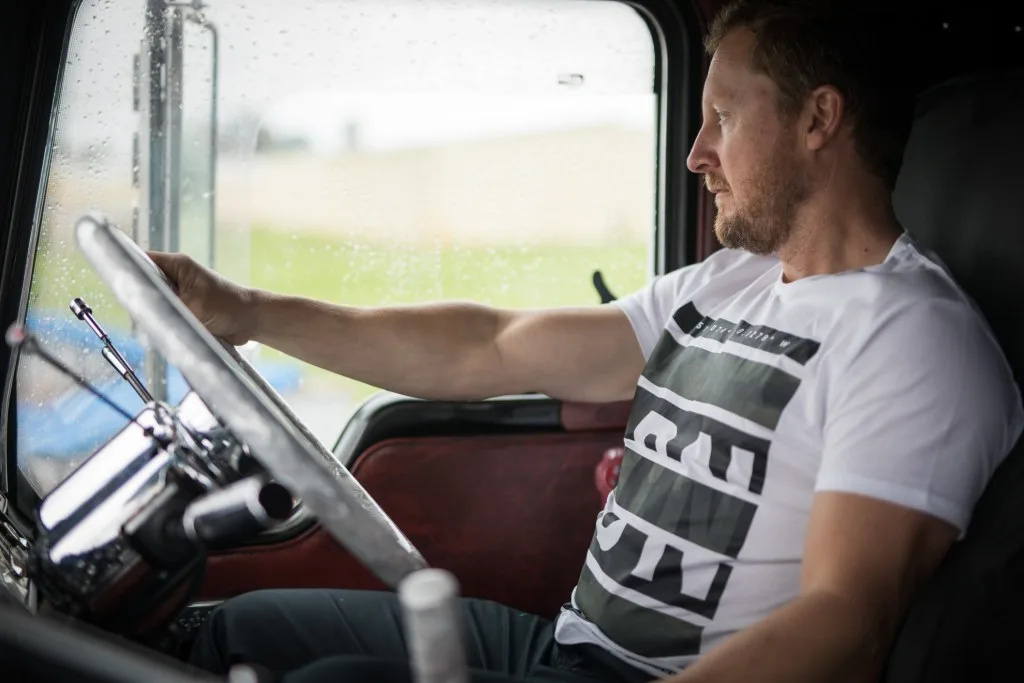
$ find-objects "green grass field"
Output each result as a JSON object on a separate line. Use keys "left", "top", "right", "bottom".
{"left": 28, "top": 221, "right": 650, "bottom": 407}
{"left": 229, "top": 224, "right": 648, "bottom": 306}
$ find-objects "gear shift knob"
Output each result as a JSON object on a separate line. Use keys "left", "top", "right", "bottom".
{"left": 399, "top": 568, "right": 469, "bottom": 683}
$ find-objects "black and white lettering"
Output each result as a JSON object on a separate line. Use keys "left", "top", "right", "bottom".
{"left": 674, "top": 301, "right": 821, "bottom": 365}
{"left": 627, "top": 387, "right": 770, "bottom": 494}
{"left": 572, "top": 300, "right": 820, "bottom": 662}
{"left": 590, "top": 511, "right": 732, "bottom": 619}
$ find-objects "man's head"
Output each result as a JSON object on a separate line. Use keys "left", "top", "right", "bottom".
{"left": 687, "top": 0, "right": 914, "bottom": 255}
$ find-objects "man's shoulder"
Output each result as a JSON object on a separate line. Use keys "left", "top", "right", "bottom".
{"left": 814, "top": 235, "right": 975, "bottom": 323}
{"left": 781, "top": 239, "right": 1009, "bottom": 386}
{"left": 827, "top": 259, "right": 1004, "bottom": 374}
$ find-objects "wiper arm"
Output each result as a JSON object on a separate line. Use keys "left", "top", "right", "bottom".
{"left": 69, "top": 297, "right": 154, "bottom": 405}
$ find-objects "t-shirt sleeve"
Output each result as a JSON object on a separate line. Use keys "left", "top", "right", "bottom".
{"left": 610, "top": 249, "right": 749, "bottom": 358}
{"left": 816, "top": 299, "right": 1024, "bottom": 535}
{"left": 612, "top": 271, "right": 686, "bottom": 359}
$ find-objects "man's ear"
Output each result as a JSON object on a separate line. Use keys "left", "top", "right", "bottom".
{"left": 803, "top": 85, "right": 844, "bottom": 151}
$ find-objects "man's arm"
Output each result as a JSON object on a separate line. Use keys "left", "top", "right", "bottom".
{"left": 251, "top": 295, "right": 645, "bottom": 402}
{"left": 148, "top": 251, "right": 646, "bottom": 403}
{"left": 662, "top": 492, "right": 957, "bottom": 683}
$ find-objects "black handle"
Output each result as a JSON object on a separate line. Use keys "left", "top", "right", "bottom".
{"left": 592, "top": 270, "right": 617, "bottom": 304}
{"left": 179, "top": 476, "right": 294, "bottom": 550}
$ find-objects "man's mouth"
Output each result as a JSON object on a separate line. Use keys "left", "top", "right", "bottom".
{"left": 704, "top": 177, "right": 729, "bottom": 194}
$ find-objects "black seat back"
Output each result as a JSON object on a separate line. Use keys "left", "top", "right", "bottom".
{"left": 884, "top": 70, "right": 1024, "bottom": 683}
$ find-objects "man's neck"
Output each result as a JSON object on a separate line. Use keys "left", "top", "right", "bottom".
{"left": 777, "top": 180, "right": 904, "bottom": 283}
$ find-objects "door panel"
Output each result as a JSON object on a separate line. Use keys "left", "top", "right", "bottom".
{"left": 200, "top": 398, "right": 631, "bottom": 619}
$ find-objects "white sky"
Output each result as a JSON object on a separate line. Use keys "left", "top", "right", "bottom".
{"left": 261, "top": 92, "right": 656, "bottom": 152}
{"left": 57, "top": 0, "right": 657, "bottom": 159}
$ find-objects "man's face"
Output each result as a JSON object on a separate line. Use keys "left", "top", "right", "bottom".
{"left": 687, "top": 28, "right": 810, "bottom": 255}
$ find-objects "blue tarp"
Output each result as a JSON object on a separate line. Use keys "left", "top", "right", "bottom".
{"left": 15, "top": 310, "right": 302, "bottom": 459}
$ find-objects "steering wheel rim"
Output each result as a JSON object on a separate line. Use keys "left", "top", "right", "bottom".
{"left": 74, "top": 212, "right": 427, "bottom": 588}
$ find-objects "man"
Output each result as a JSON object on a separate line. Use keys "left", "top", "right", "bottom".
{"left": 152, "top": 1, "right": 1023, "bottom": 682}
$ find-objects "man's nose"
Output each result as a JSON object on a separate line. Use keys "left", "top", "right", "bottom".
{"left": 687, "top": 126, "right": 714, "bottom": 174}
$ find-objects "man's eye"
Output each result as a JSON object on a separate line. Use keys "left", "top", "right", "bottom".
{"left": 716, "top": 111, "right": 730, "bottom": 124}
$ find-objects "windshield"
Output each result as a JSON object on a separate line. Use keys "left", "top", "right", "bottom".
{"left": 12, "top": 0, "right": 660, "bottom": 498}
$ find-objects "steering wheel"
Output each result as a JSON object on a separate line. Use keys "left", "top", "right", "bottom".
{"left": 74, "top": 212, "right": 427, "bottom": 588}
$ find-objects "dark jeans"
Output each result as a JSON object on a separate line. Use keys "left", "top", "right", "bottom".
{"left": 189, "top": 589, "right": 653, "bottom": 683}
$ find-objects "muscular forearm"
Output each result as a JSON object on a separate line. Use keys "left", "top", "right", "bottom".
{"left": 249, "top": 291, "right": 511, "bottom": 401}
{"left": 662, "top": 592, "right": 888, "bottom": 683}
{"left": 148, "top": 249, "right": 641, "bottom": 402}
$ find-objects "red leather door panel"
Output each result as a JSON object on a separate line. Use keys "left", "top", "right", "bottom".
{"left": 200, "top": 418, "right": 626, "bottom": 618}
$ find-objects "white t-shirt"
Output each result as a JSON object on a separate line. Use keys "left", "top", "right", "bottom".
{"left": 553, "top": 232, "right": 1024, "bottom": 677}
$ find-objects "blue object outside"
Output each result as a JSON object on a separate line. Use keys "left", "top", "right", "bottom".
{"left": 15, "top": 310, "right": 302, "bottom": 459}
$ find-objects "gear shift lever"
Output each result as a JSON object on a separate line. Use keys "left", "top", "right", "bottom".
{"left": 400, "top": 569, "right": 469, "bottom": 683}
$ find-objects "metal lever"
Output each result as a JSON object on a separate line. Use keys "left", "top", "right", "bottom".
{"left": 592, "top": 270, "right": 617, "bottom": 303}
{"left": 400, "top": 569, "right": 469, "bottom": 683}
{"left": 69, "top": 297, "right": 154, "bottom": 404}
{"left": 179, "top": 475, "right": 294, "bottom": 549}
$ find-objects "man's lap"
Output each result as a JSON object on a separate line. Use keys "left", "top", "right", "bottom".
{"left": 189, "top": 588, "right": 647, "bottom": 683}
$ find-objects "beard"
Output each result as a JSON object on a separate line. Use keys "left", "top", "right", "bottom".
{"left": 709, "top": 147, "right": 810, "bottom": 256}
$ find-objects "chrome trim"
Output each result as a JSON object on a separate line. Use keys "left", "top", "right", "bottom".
{"left": 76, "top": 214, "right": 426, "bottom": 588}
{"left": 49, "top": 451, "right": 171, "bottom": 565}
{"left": 138, "top": 0, "right": 176, "bottom": 402}
{"left": 34, "top": 405, "right": 177, "bottom": 601}
{"left": 0, "top": 508, "right": 34, "bottom": 611}
{"left": 181, "top": 599, "right": 222, "bottom": 609}
{"left": 38, "top": 407, "right": 167, "bottom": 530}
{"left": 176, "top": 390, "right": 221, "bottom": 432}
{"left": 184, "top": 6, "right": 220, "bottom": 268}
{"left": 178, "top": 387, "right": 311, "bottom": 543}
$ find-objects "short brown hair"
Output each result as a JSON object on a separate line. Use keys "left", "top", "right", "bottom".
{"left": 705, "top": 0, "right": 915, "bottom": 190}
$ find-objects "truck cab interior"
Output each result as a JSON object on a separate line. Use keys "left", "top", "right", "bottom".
{"left": 1, "top": 1, "right": 1023, "bottom": 681}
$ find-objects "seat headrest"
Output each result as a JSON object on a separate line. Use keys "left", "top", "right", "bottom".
{"left": 893, "top": 71, "right": 1024, "bottom": 381}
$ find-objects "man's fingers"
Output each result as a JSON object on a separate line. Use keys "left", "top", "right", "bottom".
{"left": 145, "top": 250, "right": 182, "bottom": 293}
{"left": 145, "top": 250, "right": 171, "bottom": 273}
{"left": 145, "top": 250, "right": 172, "bottom": 268}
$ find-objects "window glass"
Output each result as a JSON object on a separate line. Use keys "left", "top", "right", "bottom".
{"left": 14, "top": 0, "right": 659, "bottom": 496}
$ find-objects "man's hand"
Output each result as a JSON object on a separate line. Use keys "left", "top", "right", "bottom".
{"left": 147, "top": 251, "right": 257, "bottom": 346}
{"left": 667, "top": 492, "right": 957, "bottom": 683}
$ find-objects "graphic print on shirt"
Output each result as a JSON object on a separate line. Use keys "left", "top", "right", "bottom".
{"left": 573, "top": 301, "right": 821, "bottom": 658}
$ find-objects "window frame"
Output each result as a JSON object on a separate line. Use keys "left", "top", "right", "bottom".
{"left": 1, "top": 0, "right": 82, "bottom": 527}
{"left": 0, "top": 0, "right": 703, "bottom": 522}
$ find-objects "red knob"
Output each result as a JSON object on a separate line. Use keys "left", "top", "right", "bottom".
{"left": 595, "top": 446, "right": 624, "bottom": 504}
